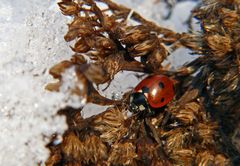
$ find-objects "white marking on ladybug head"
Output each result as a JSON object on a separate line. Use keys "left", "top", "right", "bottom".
{"left": 139, "top": 105, "right": 145, "bottom": 111}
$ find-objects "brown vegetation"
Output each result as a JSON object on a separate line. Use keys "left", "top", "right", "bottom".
{"left": 45, "top": 0, "right": 240, "bottom": 165}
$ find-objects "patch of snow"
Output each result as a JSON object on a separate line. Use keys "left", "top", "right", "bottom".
{"left": 0, "top": 0, "right": 71, "bottom": 165}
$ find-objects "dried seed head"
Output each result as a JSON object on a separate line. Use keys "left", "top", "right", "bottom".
{"left": 70, "top": 54, "right": 87, "bottom": 65}
{"left": 102, "top": 15, "right": 117, "bottom": 31}
{"left": 146, "top": 45, "right": 168, "bottom": 71}
{"left": 200, "top": 0, "right": 221, "bottom": 14}
{"left": 206, "top": 34, "right": 232, "bottom": 57}
{"left": 214, "top": 154, "right": 230, "bottom": 166}
{"left": 88, "top": 36, "right": 117, "bottom": 58}
{"left": 83, "top": 63, "right": 110, "bottom": 84}
{"left": 206, "top": 67, "right": 240, "bottom": 109}
{"left": 196, "top": 151, "right": 215, "bottom": 166}
{"left": 103, "top": 54, "right": 123, "bottom": 80}
{"left": 45, "top": 81, "right": 61, "bottom": 92}
{"left": 202, "top": 20, "right": 220, "bottom": 33}
{"left": 84, "top": 135, "right": 108, "bottom": 163}
{"left": 108, "top": 142, "right": 138, "bottom": 165}
{"left": 93, "top": 107, "right": 128, "bottom": 144}
{"left": 95, "top": 36, "right": 116, "bottom": 51}
{"left": 195, "top": 151, "right": 230, "bottom": 166}
{"left": 61, "top": 132, "right": 108, "bottom": 163}
{"left": 173, "top": 102, "right": 200, "bottom": 125}
{"left": 170, "top": 148, "right": 195, "bottom": 165}
{"left": 120, "top": 25, "right": 150, "bottom": 45}
{"left": 45, "top": 146, "right": 62, "bottom": 166}
{"left": 128, "top": 37, "right": 158, "bottom": 57}
{"left": 162, "top": 128, "right": 194, "bottom": 154}
{"left": 65, "top": 17, "right": 94, "bottom": 41}
{"left": 197, "top": 122, "right": 218, "bottom": 147}
{"left": 219, "top": 8, "right": 239, "bottom": 30}
{"left": 49, "top": 61, "right": 74, "bottom": 79}
{"left": 64, "top": 29, "right": 79, "bottom": 42}
{"left": 71, "top": 38, "right": 90, "bottom": 53}
{"left": 58, "top": 1, "right": 79, "bottom": 16}
{"left": 61, "top": 132, "right": 85, "bottom": 160}
{"left": 179, "top": 34, "right": 203, "bottom": 52}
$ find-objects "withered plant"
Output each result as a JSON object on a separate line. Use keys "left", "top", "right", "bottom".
{"left": 45, "top": 0, "right": 240, "bottom": 165}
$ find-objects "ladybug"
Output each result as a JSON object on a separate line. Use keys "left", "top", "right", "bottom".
{"left": 129, "top": 75, "right": 175, "bottom": 116}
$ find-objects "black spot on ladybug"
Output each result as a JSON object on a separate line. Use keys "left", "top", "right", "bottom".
{"left": 158, "top": 82, "right": 164, "bottom": 89}
{"left": 142, "top": 86, "right": 149, "bottom": 93}
{"left": 160, "top": 98, "right": 165, "bottom": 102}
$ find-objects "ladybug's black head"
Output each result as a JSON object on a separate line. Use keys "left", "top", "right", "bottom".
{"left": 129, "top": 92, "right": 149, "bottom": 114}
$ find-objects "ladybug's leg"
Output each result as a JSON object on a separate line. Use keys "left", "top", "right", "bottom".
{"left": 146, "top": 107, "right": 155, "bottom": 116}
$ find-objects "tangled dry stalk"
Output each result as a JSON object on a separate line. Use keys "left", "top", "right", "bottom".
{"left": 45, "top": 0, "right": 240, "bottom": 165}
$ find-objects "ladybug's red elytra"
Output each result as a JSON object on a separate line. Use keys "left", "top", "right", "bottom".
{"left": 129, "top": 75, "right": 175, "bottom": 115}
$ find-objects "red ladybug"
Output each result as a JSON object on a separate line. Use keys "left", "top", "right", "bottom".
{"left": 129, "top": 75, "right": 174, "bottom": 115}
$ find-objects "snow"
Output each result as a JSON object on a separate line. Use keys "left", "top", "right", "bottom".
{"left": 0, "top": 0, "right": 198, "bottom": 165}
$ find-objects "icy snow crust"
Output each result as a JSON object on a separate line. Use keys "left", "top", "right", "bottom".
{"left": 0, "top": 0, "right": 197, "bottom": 165}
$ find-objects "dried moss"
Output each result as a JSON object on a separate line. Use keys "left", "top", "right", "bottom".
{"left": 45, "top": 0, "right": 240, "bottom": 165}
